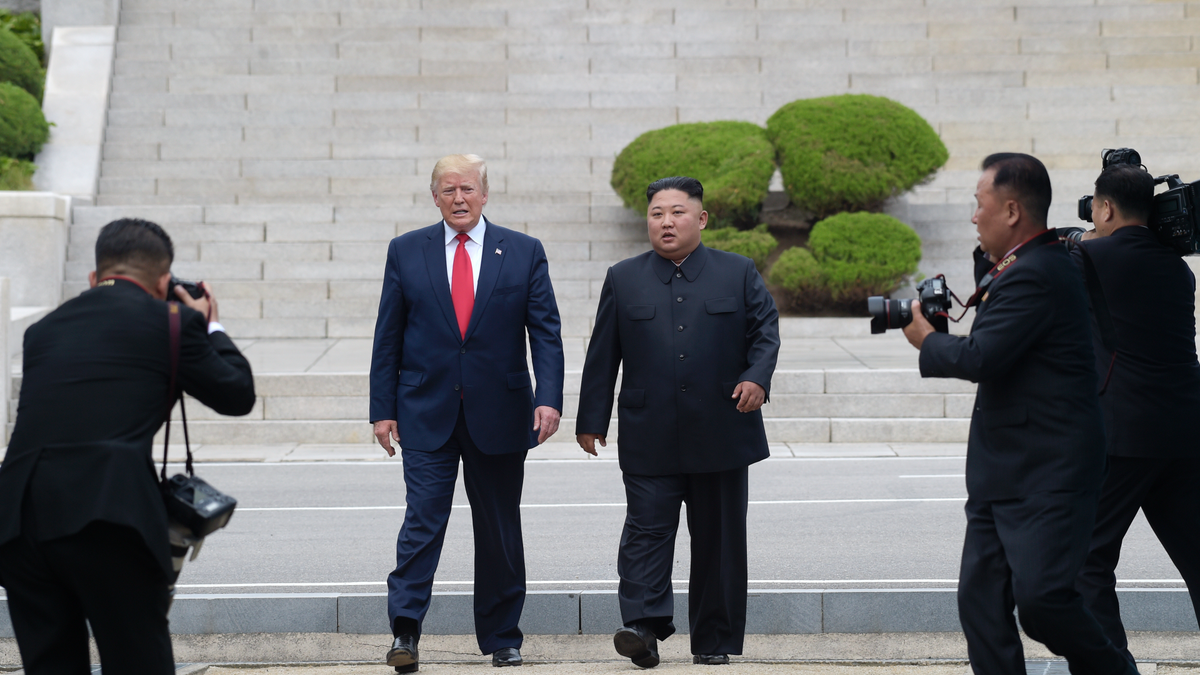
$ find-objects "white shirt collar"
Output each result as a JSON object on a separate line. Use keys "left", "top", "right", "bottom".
{"left": 444, "top": 218, "right": 486, "bottom": 246}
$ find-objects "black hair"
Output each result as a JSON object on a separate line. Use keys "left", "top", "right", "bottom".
{"left": 981, "top": 153, "right": 1052, "bottom": 225}
{"left": 646, "top": 176, "right": 704, "bottom": 205}
{"left": 1094, "top": 163, "right": 1155, "bottom": 224}
{"left": 94, "top": 218, "right": 174, "bottom": 277}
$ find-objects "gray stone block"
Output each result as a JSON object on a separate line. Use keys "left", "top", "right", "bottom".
{"left": 0, "top": 597, "right": 12, "bottom": 638}
{"left": 423, "top": 592, "right": 475, "bottom": 635}
{"left": 337, "top": 593, "right": 388, "bottom": 634}
{"left": 831, "top": 418, "right": 970, "bottom": 443}
{"left": 1118, "top": 589, "right": 1198, "bottom": 631}
{"left": 746, "top": 591, "right": 822, "bottom": 634}
{"left": 169, "top": 593, "right": 338, "bottom": 634}
{"left": 823, "top": 589, "right": 961, "bottom": 633}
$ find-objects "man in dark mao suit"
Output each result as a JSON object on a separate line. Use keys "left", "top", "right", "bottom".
{"left": 1070, "top": 164, "right": 1200, "bottom": 666}
{"left": 370, "top": 154, "right": 565, "bottom": 671}
{"left": 0, "top": 218, "right": 256, "bottom": 674}
{"left": 903, "top": 153, "right": 1136, "bottom": 675}
{"left": 577, "top": 176, "right": 780, "bottom": 668}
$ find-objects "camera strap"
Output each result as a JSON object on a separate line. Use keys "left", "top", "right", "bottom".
{"left": 161, "top": 302, "right": 195, "bottom": 482}
{"left": 965, "top": 229, "right": 1063, "bottom": 309}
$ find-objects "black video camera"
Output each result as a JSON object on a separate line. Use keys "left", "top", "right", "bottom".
{"left": 868, "top": 276, "right": 952, "bottom": 334}
{"left": 1077, "top": 148, "right": 1200, "bottom": 255}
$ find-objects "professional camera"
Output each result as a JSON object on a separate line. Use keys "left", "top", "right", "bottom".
{"left": 868, "top": 276, "right": 953, "bottom": 334}
{"left": 170, "top": 275, "right": 205, "bottom": 300}
{"left": 1077, "top": 148, "right": 1200, "bottom": 255}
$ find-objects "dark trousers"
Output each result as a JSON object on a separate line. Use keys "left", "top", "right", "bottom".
{"left": 387, "top": 406, "right": 527, "bottom": 654}
{"left": 1077, "top": 456, "right": 1200, "bottom": 664}
{"left": 618, "top": 466, "right": 749, "bottom": 656}
{"left": 0, "top": 521, "right": 174, "bottom": 675}
{"left": 958, "top": 491, "right": 1130, "bottom": 675}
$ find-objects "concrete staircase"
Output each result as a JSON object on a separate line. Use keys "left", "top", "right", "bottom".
{"left": 30, "top": 0, "right": 1200, "bottom": 446}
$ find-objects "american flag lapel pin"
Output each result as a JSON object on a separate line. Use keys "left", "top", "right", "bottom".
{"left": 495, "top": 248, "right": 502, "bottom": 255}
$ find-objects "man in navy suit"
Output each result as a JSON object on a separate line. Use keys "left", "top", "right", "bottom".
{"left": 1072, "top": 164, "right": 1200, "bottom": 666}
{"left": 904, "top": 153, "right": 1135, "bottom": 675}
{"left": 369, "top": 154, "right": 565, "bottom": 671}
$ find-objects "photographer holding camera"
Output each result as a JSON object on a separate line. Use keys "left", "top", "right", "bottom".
{"left": 1071, "top": 164, "right": 1200, "bottom": 667}
{"left": 902, "top": 153, "right": 1135, "bottom": 675}
{"left": 0, "top": 219, "right": 256, "bottom": 674}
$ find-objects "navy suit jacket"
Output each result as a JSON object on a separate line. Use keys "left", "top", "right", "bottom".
{"left": 576, "top": 244, "right": 780, "bottom": 476}
{"left": 369, "top": 218, "right": 564, "bottom": 454}
{"left": 919, "top": 238, "right": 1106, "bottom": 501}
{"left": 1073, "top": 226, "right": 1200, "bottom": 458}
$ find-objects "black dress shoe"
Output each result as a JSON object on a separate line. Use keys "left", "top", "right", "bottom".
{"left": 386, "top": 634, "right": 419, "bottom": 673}
{"left": 614, "top": 623, "right": 659, "bottom": 668}
{"left": 693, "top": 654, "right": 729, "bottom": 665}
{"left": 492, "top": 647, "right": 523, "bottom": 667}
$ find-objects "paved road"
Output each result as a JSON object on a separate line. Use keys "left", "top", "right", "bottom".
{"left": 133, "top": 455, "right": 1182, "bottom": 595}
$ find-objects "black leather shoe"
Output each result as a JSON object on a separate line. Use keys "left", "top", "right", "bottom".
{"left": 693, "top": 654, "right": 729, "bottom": 665}
{"left": 492, "top": 647, "right": 523, "bottom": 667}
{"left": 614, "top": 623, "right": 659, "bottom": 668}
{"left": 386, "top": 634, "right": 419, "bottom": 673}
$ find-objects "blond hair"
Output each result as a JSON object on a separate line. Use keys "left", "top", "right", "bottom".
{"left": 430, "top": 154, "right": 488, "bottom": 193}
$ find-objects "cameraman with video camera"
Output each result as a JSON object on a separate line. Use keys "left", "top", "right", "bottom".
{"left": 0, "top": 219, "right": 256, "bottom": 674}
{"left": 1071, "top": 163, "right": 1200, "bottom": 668}
{"left": 902, "top": 153, "right": 1135, "bottom": 675}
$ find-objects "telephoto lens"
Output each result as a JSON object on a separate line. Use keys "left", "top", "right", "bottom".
{"left": 868, "top": 296, "right": 914, "bottom": 334}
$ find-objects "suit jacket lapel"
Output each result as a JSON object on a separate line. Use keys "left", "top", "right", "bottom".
{"left": 463, "top": 219, "right": 505, "bottom": 342}
{"left": 423, "top": 223, "right": 461, "bottom": 340}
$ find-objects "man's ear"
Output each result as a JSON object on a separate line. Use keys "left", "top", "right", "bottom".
{"left": 88, "top": 271, "right": 98, "bottom": 288}
{"left": 155, "top": 272, "right": 171, "bottom": 301}
{"left": 1005, "top": 199, "right": 1022, "bottom": 228}
{"left": 698, "top": 209, "right": 708, "bottom": 230}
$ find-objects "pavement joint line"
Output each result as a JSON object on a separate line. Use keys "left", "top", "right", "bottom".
{"left": 159, "top": 457, "right": 969, "bottom": 468}
{"left": 170, "top": 579, "right": 1185, "bottom": 589}
{"left": 236, "top": 497, "right": 968, "bottom": 512}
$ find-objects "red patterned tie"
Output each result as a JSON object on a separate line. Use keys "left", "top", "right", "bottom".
{"left": 451, "top": 232, "right": 474, "bottom": 339}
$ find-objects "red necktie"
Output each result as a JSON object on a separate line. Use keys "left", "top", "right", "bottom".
{"left": 452, "top": 233, "right": 474, "bottom": 339}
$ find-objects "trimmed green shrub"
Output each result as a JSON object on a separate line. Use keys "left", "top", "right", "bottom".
{"left": 769, "top": 212, "right": 921, "bottom": 312}
{"left": 0, "top": 155, "right": 34, "bottom": 190}
{"left": 611, "top": 121, "right": 775, "bottom": 229}
{"left": 0, "top": 27, "right": 43, "bottom": 100}
{"left": 0, "top": 12, "right": 44, "bottom": 67}
{"left": 701, "top": 223, "right": 778, "bottom": 271}
{"left": 769, "top": 246, "right": 823, "bottom": 293}
{"left": 766, "top": 94, "right": 948, "bottom": 219}
{"left": 0, "top": 81, "right": 49, "bottom": 158}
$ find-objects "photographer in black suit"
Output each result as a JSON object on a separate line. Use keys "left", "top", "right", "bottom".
{"left": 0, "top": 219, "right": 256, "bottom": 674}
{"left": 1071, "top": 164, "right": 1200, "bottom": 666}
{"left": 902, "top": 154, "right": 1135, "bottom": 675}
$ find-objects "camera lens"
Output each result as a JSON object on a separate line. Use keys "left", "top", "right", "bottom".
{"left": 1078, "top": 195, "right": 1094, "bottom": 223}
{"left": 868, "top": 296, "right": 914, "bottom": 334}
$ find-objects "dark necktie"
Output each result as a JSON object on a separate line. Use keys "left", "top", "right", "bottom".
{"left": 452, "top": 233, "right": 474, "bottom": 339}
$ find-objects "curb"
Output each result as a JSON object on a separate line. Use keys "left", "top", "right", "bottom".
{"left": 5, "top": 589, "right": 1192, "bottom": 638}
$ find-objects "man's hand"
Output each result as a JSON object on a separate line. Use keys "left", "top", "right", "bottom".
{"left": 576, "top": 433, "right": 606, "bottom": 456}
{"left": 533, "top": 405, "right": 561, "bottom": 445}
{"left": 902, "top": 300, "right": 936, "bottom": 350}
{"left": 175, "top": 281, "right": 218, "bottom": 323}
{"left": 732, "top": 381, "right": 766, "bottom": 413}
{"left": 374, "top": 420, "right": 400, "bottom": 457}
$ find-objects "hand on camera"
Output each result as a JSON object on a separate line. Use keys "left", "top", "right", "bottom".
{"left": 174, "top": 281, "right": 218, "bottom": 323}
{"left": 902, "top": 300, "right": 936, "bottom": 350}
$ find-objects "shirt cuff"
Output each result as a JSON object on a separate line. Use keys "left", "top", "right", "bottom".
{"left": 207, "top": 321, "right": 226, "bottom": 335}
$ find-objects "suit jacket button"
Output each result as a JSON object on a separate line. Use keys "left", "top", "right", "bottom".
{"left": 454, "top": 384, "right": 461, "bottom": 391}
{"left": 460, "top": 347, "right": 466, "bottom": 354}
{"left": 680, "top": 385, "right": 687, "bottom": 392}
{"left": 676, "top": 272, "right": 682, "bottom": 278}
{"left": 679, "top": 354, "right": 685, "bottom": 360}
{"left": 678, "top": 325, "right": 684, "bottom": 331}
{"left": 676, "top": 297, "right": 683, "bottom": 303}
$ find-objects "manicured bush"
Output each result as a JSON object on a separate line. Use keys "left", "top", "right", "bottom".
{"left": 611, "top": 121, "right": 775, "bottom": 229}
{"left": 701, "top": 223, "right": 778, "bottom": 271}
{"left": 0, "top": 81, "right": 49, "bottom": 158}
{"left": 0, "top": 12, "right": 44, "bottom": 67}
{"left": 766, "top": 94, "right": 948, "bottom": 219}
{"left": 0, "top": 27, "right": 43, "bottom": 100}
{"left": 0, "top": 155, "right": 34, "bottom": 190}
{"left": 769, "top": 212, "right": 921, "bottom": 312}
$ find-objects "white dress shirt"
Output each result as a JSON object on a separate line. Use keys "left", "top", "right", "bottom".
{"left": 444, "top": 219, "right": 485, "bottom": 295}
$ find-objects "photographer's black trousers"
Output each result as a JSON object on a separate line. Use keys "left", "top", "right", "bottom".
{"left": 1078, "top": 456, "right": 1200, "bottom": 663}
{"left": 958, "top": 492, "right": 1131, "bottom": 675}
{"left": 617, "top": 466, "right": 749, "bottom": 656}
{"left": 0, "top": 520, "right": 174, "bottom": 675}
